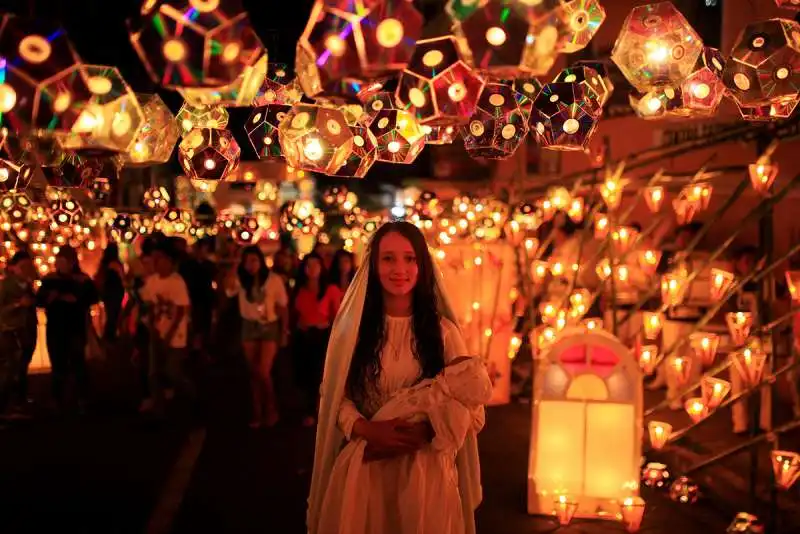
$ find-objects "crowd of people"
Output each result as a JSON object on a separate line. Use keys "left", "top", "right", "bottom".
{"left": 0, "top": 232, "right": 359, "bottom": 428}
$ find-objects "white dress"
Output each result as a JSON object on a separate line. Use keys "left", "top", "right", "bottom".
{"left": 316, "top": 316, "right": 475, "bottom": 534}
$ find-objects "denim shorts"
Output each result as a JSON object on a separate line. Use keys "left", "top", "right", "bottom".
{"left": 242, "top": 320, "right": 279, "bottom": 342}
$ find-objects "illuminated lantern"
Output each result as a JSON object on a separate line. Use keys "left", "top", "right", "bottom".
{"left": 295, "top": 0, "right": 423, "bottom": 101}
{"left": 531, "top": 260, "right": 548, "bottom": 285}
{"left": 673, "top": 196, "right": 699, "bottom": 225}
{"left": 56, "top": 65, "right": 144, "bottom": 155}
{"left": 611, "top": 2, "right": 703, "bottom": 93}
{"left": 680, "top": 47, "right": 726, "bottom": 116}
{"left": 178, "top": 54, "right": 267, "bottom": 107}
{"left": 178, "top": 128, "right": 240, "bottom": 181}
{"left": 552, "top": 65, "right": 610, "bottom": 110}
{"left": 129, "top": 0, "right": 264, "bottom": 91}
{"left": 462, "top": 82, "right": 528, "bottom": 159}
{"left": 86, "top": 157, "right": 122, "bottom": 204}
{"left": 396, "top": 35, "right": 485, "bottom": 126}
{"left": 552, "top": 495, "right": 577, "bottom": 526}
{"left": 332, "top": 124, "right": 378, "bottom": 177}
{"left": 176, "top": 103, "right": 229, "bottom": 136}
{"left": 111, "top": 213, "right": 138, "bottom": 243}
{"left": 644, "top": 186, "right": 665, "bottom": 212}
{"left": 611, "top": 225, "right": 638, "bottom": 254}
{"left": 667, "top": 355, "right": 692, "bottom": 387}
{"left": 786, "top": 271, "right": 800, "bottom": 301}
{"left": 280, "top": 199, "right": 325, "bottom": 236}
{"left": 685, "top": 397, "right": 709, "bottom": 423}
{"left": 727, "top": 513, "right": 763, "bottom": 533}
{"left": 49, "top": 194, "right": 82, "bottom": 226}
{"left": 0, "top": 14, "right": 87, "bottom": 135}
{"left": 638, "top": 345, "right": 658, "bottom": 374}
{"left": 323, "top": 186, "right": 357, "bottom": 211}
{"left": 749, "top": 161, "right": 779, "bottom": 195}
{"left": 567, "top": 197, "right": 584, "bottom": 223}
{"left": 669, "top": 477, "right": 699, "bottom": 504}
{"left": 531, "top": 83, "right": 599, "bottom": 151}
{"left": 143, "top": 186, "right": 170, "bottom": 210}
{"left": 638, "top": 249, "right": 662, "bottom": 277}
{"left": 771, "top": 450, "right": 800, "bottom": 490}
{"left": 232, "top": 215, "right": 260, "bottom": 244}
{"left": 643, "top": 311, "right": 663, "bottom": 339}
{"left": 0, "top": 189, "right": 32, "bottom": 224}
{"left": 684, "top": 182, "right": 712, "bottom": 210}
{"left": 360, "top": 92, "right": 398, "bottom": 126}
{"left": 255, "top": 63, "right": 304, "bottom": 106}
{"left": 422, "top": 124, "right": 457, "bottom": 145}
{"left": 162, "top": 207, "right": 193, "bottom": 235}
{"left": 124, "top": 94, "right": 180, "bottom": 166}
{"left": 629, "top": 85, "right": 685, "bottom": 119}
{"left": 246, "top": 104, "right": 291, "bottom": 160}
{"left": 279, "top": 104, "right": 355, "bottom": 172}
{"left": 594, "top": 213, "right": 609, "bottom": 238}
{"left": 41, "top": 152, "right": 97, "bottom": 189}
{"left": 701, "top": 376, "right": 731, "bottom": 409}
{"left": 730, "top": 346, "right": 767, "bottom": 388}
{"left": 726, "top": 311, "right": 753, "bottom": 346}
{"left": 722, "top": 19, "right": 800, "bottom": 117}
{"left": 690, "top": 332, "right": 719, "bottom": 367}
{"left": 661, "top": 270, "right": 688, "bottom": 306}
{"left": 736, "top": 98, "right": 799, "bottom": 121}
{"left": 710, "top": 268, "right": 735, "bottom": 301}
{"left": 620, "top": 496, "right": 645, "bottom": 532}
{"left": 0, "top": 159, "right": 33, "bottom": 192}
{"left": 369, "top": 108, "right": 425, "bottom": 164}
{"left": 648, "top": 421, "right": 672, "bottom": 449}
{"left": 555, "top": 0, "right": 606, "bottom": 53}
{"left": 581, "top": 317, "right": 602, "bottom": 330}
{"left": 571, "top": 59, "right": 614, "bottom": 103}
{"left": 511, "top": 78, "right": 544, "bottom": 118}
{"left": 642, "top": 462, "right": 670, "bottom": 488}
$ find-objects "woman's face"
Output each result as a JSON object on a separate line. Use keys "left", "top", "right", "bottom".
{"left": 377, "top": 232, "right": 418, "bottom": 297}
{"left": 339, "top": 254, "right": 353, "bottom": 275}
{"left": 243, "top": 252, "right": 262, "bottom": 275}
{"left": 305, "top": 257, "right": 322, "bottom": 280}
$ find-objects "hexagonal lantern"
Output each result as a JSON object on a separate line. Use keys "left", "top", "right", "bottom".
{"left": 553, "top": 65, "right": 608, "bottom": 111}
{"left": 162, "top": 207, "right": 193, "bottom": 235}
{"left": 422, "top": 124, "right": 457, "bottom": 145}
{"left": 572, "top": 59, "right": 614, "bottom": 96}
{"left": 611, "top": 2, "right": 704, "bottom": 93}
{"left": 56, "top": 65, "right": 145, "bottom": 156}
{"left": 49, "top": 193, "right": 82, "bottom": 227}
{"left": 124, "top": 93, "right": 180, "bottom": 166}
{"left": 42, "top": 151, "right": 99, "bottom": 188}
{"left": 278, "top": 104, "right": 354, "bottom": 174}
{"left": 143, "top": 186, "right": 170, "bottom": 210}
{"left": 178, "top": 128, "right": 241, "bottom": 181}
{"left": 0, "top": 14, "right": 87, "bottom": 135}
{"left": 461, "top": 81, "right": 529, "bottom": 159}
{"left": 178, "top": 53, "right": 267, "bottom": 107}
{"left": 396, "top": 35, "right": 486, "bottom": 126}
{"left": 736, "top": 98, "right": 800, "bottom": 121}
{"left": 629, "top": 85, "right": 686, "bottom": 119}
{"left": 369, "top": 108, "right": 425, "bottom": 164}
{"left": 679, "top": 46, "right": 726, "bottom": 116}
{"left": 360, "top": 92, "right": 398, "bottom": 126}
{"left": 0, "top": 158, "right": 33, "bottom": 192}
{"left": 84, "top": 157, "right": 121, "bottom": 204}
{"left": 722, "top": 18, "right": 800, "bottom": 113}
{"left": 531, "top": 82, "right": 599, "bottom": 151}
{"left": 331, "top": 124, "right": 378, "bottom": 177}
{"left": 129, "top": 0, "right": 265, "bottom": 91}
{"left": 255, "top": 63, "right": 304, "bottom": 106}
{"left": 555, "top": 0, "right": 607, "bottom": 54}
{"left": 449, "top": 0, "right": 565, "bottom": 77}
{"left": 246, "top": 104, "right": 291, "bottom": 160}
{"left": 232, "top": 215, "right": 260, "bottom": 244}
{"left": 295, "top": 0, "right": 423, "bottom": 101}
{"left": 111, "top": 212, "right": 139, "bottom": 243}
{"left": 0, "top": 189, "right": 32, "bottom": 225}
{"left": 176, "top": 103, "right": 229, "bottom": 136}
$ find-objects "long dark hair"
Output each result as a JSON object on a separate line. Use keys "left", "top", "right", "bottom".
{"left": 295, "top": 252, "right": 330, "bottom": 301}
{"left": 328, "top": 249, "right": 356, "bottom": 290}
{"left": 237, "top": 245, "right": 269, "bottom": 302}
{"left": 346, "top": 221, "right": 445, "bottom": 407}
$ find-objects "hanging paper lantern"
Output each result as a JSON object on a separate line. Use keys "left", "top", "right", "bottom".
{"left": 669, "top": 476, "right": 699, "bottom": 504}
{"left": 124, "top": 93, "right": 180, "bottom": 166}
{"left": 611, "top": 2, "right": 703, "bottom": 93}
{"left": 178, "top": 128, "right": 241, "bottom": 181}
{"left": 396, "top": 35, "right": 485, "bottom": 126}
{"left": 332, "top": 124, "right": 378, "bottom": 178}
{"left": 644, "top": 185, "right": 665, "bottom": 212}
{"left": 246, "top": 104, "right": 291, "bottom": 160}
{"left": 176, "top": 103, "right": 230, "bottom": 136}
{"left": 369, "top": 108, "right": 425, "bottom": 164}
{"left": 278, "top": 104, "right": 354, "bottom": 173}
{"left": 723, "top": 19, "right": 800, "bottom": 117}
{"left": 0, "top": 189, "right": 32, "bottom": 225}
{"left": 280, "top": 199, "right": 325, "bottom": 236}
{"left": 110, "top": 213, "right": 138, "bottom": 243}
{"left": 553, "top": 65, "right": 610, "bottom": 109}
{"left": 461, "top": 81, "right": 528, "bottom": 159}
{"left": 178, "top": 53, "right": 267, "bottom": 107}
{"left": 0, "top": 158, "right": 33, "bottom": 192}
{"left": 448, "top": 0, "right": 574, "bottom": 77}
{"left": 162, "top": 207, "right": 193, "bottom": 235}
{"left": 129, "top": 0, "right": 265, "bottom": 91}
{"left": 295, "top": 0, "right": 423, "bottom": 101}
{"left": 771, "top": 450, "right": 800, "bottom": 490}
{"left": 726, "top": 311, "right": 753, "bottom": 346}
{"left": 0, "top": 14, "right": 87, "bottom": 135}
{"left": 730, "top": 346, "right": 767, "bottom": 387}
{"left": 700, "top": 376, "right": 731, "bottom": 409}
{"left": 49, "top": 193, "right": 82, "bottom": 227}
{"left": 679, "top": 47, "right": 726, "bottom": 116}
{"left": 255, "top": 63, "right": 304, "bottom": 106}
{"left": 143, "top": 186, "right": 170, "bottom": 210}
{"left": 749, "top": 161, "right": 779, "bottom": 194}
{"left": 232, "top": 215, "right": 260, "bottom": 244}
{"left": 648, "top": 421, "right": 672, "bottom": 449}
{"left": 531, "top": 83, "right": 599, "bottom": 151}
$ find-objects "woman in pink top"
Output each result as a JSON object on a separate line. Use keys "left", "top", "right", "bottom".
{"left": 293, "top": 252, "right": 342, "bottom": 426}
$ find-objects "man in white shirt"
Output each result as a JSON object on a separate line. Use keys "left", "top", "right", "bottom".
{"left": 141, "top": 241, "right": 194, "bottom": 414}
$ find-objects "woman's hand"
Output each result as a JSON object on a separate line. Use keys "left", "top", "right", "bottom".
{"left": 354, "top": 418, "right": 427, "bottom": 461}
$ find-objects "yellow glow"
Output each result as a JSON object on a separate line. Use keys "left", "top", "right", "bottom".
{"left": 0, "top": 83, "right": 17, "bottom": 113}
{"left": 485, "top": 26, "right": 507, "bottom": 46}
{"left": 376, "top": 18, "right": 404, "bottom": 48}
{"left": 163, "top": 39, "right": 187, "bottom": 62}
{"left": 324, "top": 34, "right": 346, "bottom": 57}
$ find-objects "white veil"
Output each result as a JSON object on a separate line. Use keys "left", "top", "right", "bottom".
{"left": 306, "top": 238, "right": 484, "bottom": 534}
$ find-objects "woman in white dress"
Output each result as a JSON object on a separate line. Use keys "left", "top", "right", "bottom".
{"left": 307, "top": 221, "right": 491, "bottom": 534}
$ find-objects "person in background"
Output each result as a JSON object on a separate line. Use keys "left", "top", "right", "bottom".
{"left": 292, "top": 252, "right": 342, "bottom": 426}
{"left": 225, "top": 246, "right": 289, "bottom": 428}
{"left": 328, "top": 249, "right": 357, "bottom": 294}
{"left": 36, "top": 246, "right": 99, "bottom": 414}
{"left": 140, "top": 241, "right": 194, "bottom": 416}
{"left": 272, "top": 246, "right": 297, "bottom": 293}
{"left": 95, "top": 243, "right": 125, "bottom": 345}
{"left": 185, "top": 237, "right": 217, "bottom": 357}
{"left": 0, "top": 251, "right": 37, "bottom": 419}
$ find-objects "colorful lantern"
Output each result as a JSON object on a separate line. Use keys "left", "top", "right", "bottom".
{"left": 648, "top": 420, "right": 672, "bottom": 449}
{"left": 48, "top": 193, "right": 82, "bottom": 227}
{"left": 162, "top": 207, "right": 193, "bottom": 235}
{"left": 280, "top": 199, "right": 324, "bottom": 236}
{"left": 726, "top": 311, "right": 753, "bottom": 346}
{"left": 143, "top": 186, "right": 170, "bottom": 210}
{"left": 422, "top": 124, "right": 457, "bottom": 145}
{"left": 255, "top": 63, "right": 304, "bottom": 106}
{"left": 673, "top": 196, "right": 699, "bottom": 225}
{"left": 178, "top": 128, "right": 240, "bottom": 181}
{"left": 396, "top": 35, "right": 485, "bottom": 126}
{"left": 176, "top": 103, "right": 229, "bottom": 136}
{"left": 749, "top": 161, "right": 779, "bottom": 194}
{"left": 129, "top": 0, "right": 264, "bottom": 91}
{"left": 620, "top": 496, "right": 645, "bottom": 532}
{"left": 638, "top": 249, "right": 662, "bottom": 277}
{"left": 279, "top": 104, "right": 355, "bottom": 173}
{"left": 0, "top": 189, "right": 32, "bottom": 225}
{"left": 0, "top": 158, "right": 33, "bottom": 192}
{"left": 730, "top": 346, "right": 767, "bottom": 388}
{"left": 178, "top": 54, "right": 267, "bottom": 107}
{"left": 710, "top": 268, "right": 735, "bottom": 301}
{"left": 669, "top": 476, "right": 699, "bottom": 504}
{"left": 638, "top": 344, "right": 658, "bottom": 374}
{"left": 771, "top": 450, "right": 800, "bottom": 490}
{"left": 332, "top": 124, "right": 378, "bottom": 177}
{"left": 111, "top": 213, "right": 138, "bottom": 243}
{"left": 644, "top": 186, "right": 665, "bottom": 212}
{"left": 643, "top": 311, "right": 663, "bottom": 339}
{"left": 555, "top": 0, "right": 607, "bottom": 54}
{"left": 571, "top": 59, "right": 614, "bottom": 104}
{"left": 679, "top": 47, "right": 726, "bottom": 116}
{"left": 786, "top": 270, "right": 800, "bottom": 301}
{"left": 629, "top": 85, "right": 685, "bottom": 119}
{"left": 232, "top": 215, "right": 260, "bottom": 244}
{"left": 369, "top": 108, "right": 425, "bottom": 164}
{"left": 296, "top": 0, "right": 423, "bottom": 101}
{"left": 685, "top": 397, "right": 709, "bottom": 423}
{"left": 462, "top": 81, "right": 528, "bottom": 159}
{"left": 532, "top": 82, "right": 599, "bottom": 151}
{"left": 124, "top": 93, "right": 180, "bottom": 166}
{"left": 642, "top": 462, "right": 670, "bottom": 488}
{"left": 668, "top": 355, "right": 692, "bottom": 387}
{"left": 246, "top": 104, "right": 290, "bottom": 160}
{"left": 552, "top": 65, "right": 610, "bottom": 109}
{"left": 690, "top": 332, "right": 720, "bottom": 367}
{"left": 700, "top": 376, "right": 731, "bottom": 409}
{"left": 360, "top": 92, "right": 398, "bottom": 126}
